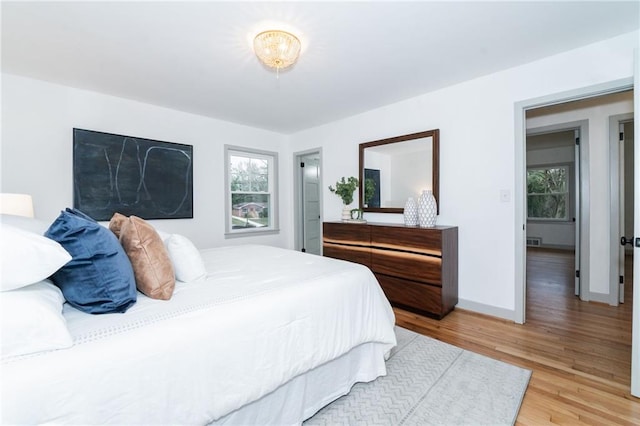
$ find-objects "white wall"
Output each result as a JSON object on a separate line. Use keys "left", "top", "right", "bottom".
{"left": 0, "top": 74, "right": 290, "bottom": 249}
{"left": 390, "top": 151, "right": 430, "bottom": 205}
{"left": 286, "top": 30, "right": 638, "bottom": 319}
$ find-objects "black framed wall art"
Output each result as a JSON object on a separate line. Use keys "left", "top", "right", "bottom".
{"left": 73, "top": 128, "right": 193, "bottom": 221}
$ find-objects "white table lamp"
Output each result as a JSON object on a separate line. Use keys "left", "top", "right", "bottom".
{"left": 0, "top": 193, "right": 35, "bottom": 218}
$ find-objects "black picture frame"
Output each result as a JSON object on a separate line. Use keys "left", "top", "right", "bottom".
{"left": 73, "top": 128, "right": 193, "bottom": 221}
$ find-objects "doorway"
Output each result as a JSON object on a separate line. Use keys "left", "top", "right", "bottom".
{"left": 515, "top": 82, "right": 637, "bottom": 396}
{"left": 294, "top": 149, "right": 322, "bottom": 255}
{"left": 525, "top": 127, "right": 582, "bottom": 299}
{"left": 516, "top": 86, "right": 635, "bottom": 322}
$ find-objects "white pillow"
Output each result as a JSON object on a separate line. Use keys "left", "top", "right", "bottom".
{"left": 155, "top": 229, "right": 171, "bottom": 242}
{"left": 1, "top": 280, "right": 73, "bottom": 359}
{"left": 164, "top": 234, "right": 207, "bottom": 282}
{"left": 0, "top": 223, "right": 72, "bottom": 291}
{"left": 1, "top": 214, "right": 50, "bottom": 234}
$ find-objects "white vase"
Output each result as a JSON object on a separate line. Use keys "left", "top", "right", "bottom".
{"left": 403, "top": 197, "right": 418, "bottom": 226}
{"left": 341, "top": 206, "right": 351, "bottom": 221}
{"left": 417, "top": 190, "right": 437, "bottom": 228}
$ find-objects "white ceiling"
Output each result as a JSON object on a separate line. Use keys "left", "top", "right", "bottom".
{"left": 2, "top": 1, "right": 639, "bottom": 134}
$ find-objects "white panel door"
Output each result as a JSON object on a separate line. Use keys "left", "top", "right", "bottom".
{"left": 301, "top": 157, "right": 321, "bottom": 255}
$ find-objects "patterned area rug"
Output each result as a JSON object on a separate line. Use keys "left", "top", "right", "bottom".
{"left": 305, "top": 326, "right": 531, "bottom": 426}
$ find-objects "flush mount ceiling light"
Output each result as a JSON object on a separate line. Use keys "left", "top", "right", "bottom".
{"left": 253, "top": 30, "right": 301, "bottom": 75}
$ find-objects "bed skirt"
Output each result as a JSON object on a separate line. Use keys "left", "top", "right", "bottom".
{"left": 214, "top": 342, "right": 388, "bottom": 425}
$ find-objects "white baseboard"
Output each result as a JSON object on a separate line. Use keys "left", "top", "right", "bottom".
{"left": 455, "top": 299, "right": 516, "bottom": 322}
{"left": 589, "top": 291, "right": 611, "bottom": 304}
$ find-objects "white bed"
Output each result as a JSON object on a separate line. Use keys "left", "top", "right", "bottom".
{"left": 1, "top": 244, "right": 396, "bottom": 425}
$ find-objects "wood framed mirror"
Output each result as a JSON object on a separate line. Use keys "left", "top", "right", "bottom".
{"left": 359, "top": 129, "right": 439, "bottom": 214}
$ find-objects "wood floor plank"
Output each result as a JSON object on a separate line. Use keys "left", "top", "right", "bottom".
{"left": 394, "top": 248, "right": 639, "bottom": 424}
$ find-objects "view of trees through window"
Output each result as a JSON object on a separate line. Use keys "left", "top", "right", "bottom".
{"left": 527, "top": 166, "right": 569, "bottom": 220}
{"left": 229, "top": 154, "right": 270, "bottom": 229}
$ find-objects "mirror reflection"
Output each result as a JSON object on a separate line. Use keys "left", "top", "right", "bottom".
{"left": 359, "top": 129, "right": 439, "bottom": 213}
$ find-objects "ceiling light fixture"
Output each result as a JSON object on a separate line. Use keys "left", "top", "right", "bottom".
{"left": 253, "top": 30, "right": 301, "bottom": 77}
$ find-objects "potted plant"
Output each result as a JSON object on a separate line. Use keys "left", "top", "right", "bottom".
{"left": 329, "top": 176, "right": 359, "bottom": 220}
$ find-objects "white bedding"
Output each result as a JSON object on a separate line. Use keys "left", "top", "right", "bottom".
{"left": 1, "top": 245, "right": 396, "bottom": 425}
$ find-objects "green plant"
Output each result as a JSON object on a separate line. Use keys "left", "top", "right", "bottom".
{"left": 329, "top": 176, "right": 359, "bottom": 205}
{"left": 364, "top": 178, "right": 376, "bottom": 205}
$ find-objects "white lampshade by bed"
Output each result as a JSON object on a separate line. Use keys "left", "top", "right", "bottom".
{"left": 0, "top": 193, "right": 34, "bottom": 218}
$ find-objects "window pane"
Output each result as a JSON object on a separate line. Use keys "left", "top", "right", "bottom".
{"left": 231, "top": 193, "right": 270, "bottom": 229}
{"left": 527, "top": 194, "right": 567, "bottom": 219}
{"left": 230, "top": 155, "right": 269, "bottom": 193}
{"left": 526, "top": 165, "right": 569, "bottom": 220}
{"left": 226, "top": 146, "right": 278, "bottom": 236}
{"left": 527, "top": 167, "right": 567, "bottom": 195}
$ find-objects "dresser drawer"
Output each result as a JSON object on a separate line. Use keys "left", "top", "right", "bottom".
{"left": 371, "top": 226, "right": 442, "bottom": 256}
{"left": 375, "top": 273, "right": 444, "bottom": 317}
{"left": 371, "top": 248, "right": 441, "bottom": 285}
{"left": 323, "top": 222, "right": 370, "bottom": 245}
{"left": 323, "top": 244, "right": 371, "bottom": 268}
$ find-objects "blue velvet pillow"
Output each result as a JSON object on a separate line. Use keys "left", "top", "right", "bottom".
{"left": 45, "top": 208, "right": 137, "bottom": 314}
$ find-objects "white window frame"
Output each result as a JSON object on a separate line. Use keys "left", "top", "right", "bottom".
{"left": 526, "top": 164, "right": 571, "bottom": 222}
{"left": 224, "top": 145, "right": 279, "bottom": 237}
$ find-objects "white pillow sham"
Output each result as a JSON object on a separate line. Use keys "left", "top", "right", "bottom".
{"left": 0, "top": 214, "right": 50, "bottom": 234}
{"left": 0, "top": 223, "right": 72, "bottom": 291}
{"left": 1, "top": 280, "right": 73, "bottom": 359}
{"left": 164, "top": 234, "right": 207, "bottom": 282}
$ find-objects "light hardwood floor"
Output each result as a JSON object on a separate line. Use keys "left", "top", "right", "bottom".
{"left": 394, "top": 248, "right": 640, "bottom": 425}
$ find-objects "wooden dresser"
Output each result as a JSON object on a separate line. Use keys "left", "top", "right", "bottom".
{"left": 323, "top": 221, "right": 458, "bottom": 319}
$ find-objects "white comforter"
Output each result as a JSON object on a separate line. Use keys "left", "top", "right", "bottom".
{"left": 1, "top": 245, "right": 396, "bottom": 425}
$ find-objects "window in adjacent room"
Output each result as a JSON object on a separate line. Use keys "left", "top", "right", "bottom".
{"left": 526, "top": 165, "right": 569, "bottom": 220}
{"left": 225, "top": 145, "right": 279, "bottom": 236}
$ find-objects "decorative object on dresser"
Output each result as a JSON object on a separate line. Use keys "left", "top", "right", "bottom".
{"left": 403, "top": 197, "right": 418, "bottom": 226}
{"left": 417, "top": 189, "right": 437, "bottom": 227}
{"left": 328, "top": 176, "right": 365, "bottom": 222}
{"left": 323, "top": 221, "right": 458, "bottom": 319}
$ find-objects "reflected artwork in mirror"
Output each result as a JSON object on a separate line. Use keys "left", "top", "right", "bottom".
{"left": 359, "top": 129, "right": 439, "bottom": 214}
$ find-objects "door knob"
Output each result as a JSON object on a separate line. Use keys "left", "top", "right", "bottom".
{"left": 621, "top": 236, "right": 634, "bottom": 246}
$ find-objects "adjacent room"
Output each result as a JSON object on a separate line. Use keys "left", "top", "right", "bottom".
{"left": 1, "top": 1, "right": 639, "bottom": 424}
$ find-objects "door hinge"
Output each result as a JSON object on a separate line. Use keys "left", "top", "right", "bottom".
{"left": 575, "top": 137, "right": 580, "bottom": 145}
{"left": 620, "top": 132, "right": 624, "bottom": 141}
{"left": 575, "top": 270, "right": 580, "bottom": 278}
{"left": 620, "top": 275, "right": 624, "bottom": 284}
{"left": 300, "top": 162, "right": 305, "bottom": 168}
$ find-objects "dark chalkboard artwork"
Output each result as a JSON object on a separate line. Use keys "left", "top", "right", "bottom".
{"left": 73, "top": 129, "right": 193, "bottom": 221}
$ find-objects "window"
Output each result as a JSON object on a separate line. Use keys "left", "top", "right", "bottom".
{"left": 527, "top": 165, "right": 569, "bottom": 220}
{"left": 225, "top": 145, "right": 278, "bottom": 236}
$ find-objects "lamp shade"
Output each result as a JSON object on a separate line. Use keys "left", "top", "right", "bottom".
{"left": 0, "top": 193, "right": 34, "bottom": 218}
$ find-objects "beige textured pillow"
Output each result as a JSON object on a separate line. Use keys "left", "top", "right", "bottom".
{"left": 108, "top": 212, "right": 128, "bottom": 239}
{"left": 119, "top": 215, "right": 175, "bottom": 300}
